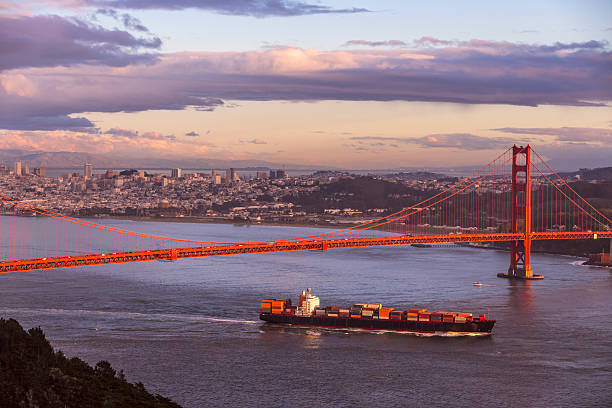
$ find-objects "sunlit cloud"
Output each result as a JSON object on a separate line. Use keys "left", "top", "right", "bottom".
{"left": 493, "top": 127, "right": 612, "bottom": 143}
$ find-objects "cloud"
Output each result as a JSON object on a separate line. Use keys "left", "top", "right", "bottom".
{"left": 47, "top": 0, "right": 370, "bottom": 17}
{"left": 96, "top": 8, "right": 149, "bottom": 32}
{"left": 105, "top": 127, "right": 139, "bottom": 138}
{"left": 343, "top": 40, "right": 407, "bottom": 48}
{"left": 185, "top": 131, "right": 199, "bottom": 137}
{"left": 413, "top": 36, "right": 454, "bottom": 47}
{"left": 240, "top": 139, "right": 267, "bottom": 144}
{"left": 2, "top": 39, "right": 612, "bottom": 131}
{"left": 103, "top": 127, "right": 175, "bottom": 140}
{"left": 494, "top": 127, "right": 612, "bottom": 143}
{"left": 0, "top": 128, "right": 205, "bottom": 157}
{"left": 0, "top": 14, "right": 160, "bottom": 72}
{"left": 350, "top": 134, "right": 516, "bottom": 150}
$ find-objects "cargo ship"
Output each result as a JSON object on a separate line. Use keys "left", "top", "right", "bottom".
{"left": 260, "top": 288, "right": 495, "bottom": 335}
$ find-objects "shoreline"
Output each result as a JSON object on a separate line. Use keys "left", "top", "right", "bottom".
{"left": 88, "top": 215, "right": 354, "bottom": 230}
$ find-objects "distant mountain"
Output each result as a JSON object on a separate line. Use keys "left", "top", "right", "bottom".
{"left": 0, "top": 149, "right": 325, "bottom": 171}
{"left": 557, "top": 167, "right": 612, "bottom": 181}
{"left": 381, "top": 171, "right": 454, "bottom": 181}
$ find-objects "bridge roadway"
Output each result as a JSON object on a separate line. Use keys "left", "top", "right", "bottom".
{"left": 1, "top": 231, "right": 610, "bottom": 273}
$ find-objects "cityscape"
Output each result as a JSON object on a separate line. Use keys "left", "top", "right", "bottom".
{"left": 1, "top": 1, "right": 611, "bottom": 408}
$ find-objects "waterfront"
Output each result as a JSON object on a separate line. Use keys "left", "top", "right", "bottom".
{"left": 1, "top": 221, "right": 611, "bottom": 407}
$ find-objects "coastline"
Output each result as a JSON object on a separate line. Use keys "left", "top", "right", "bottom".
{"left": 88, "top": 215, "right": 354, "bottom": 230}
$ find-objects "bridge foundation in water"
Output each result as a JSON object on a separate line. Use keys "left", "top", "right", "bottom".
{"left": 498, "top": 145, "right": 544, "bottom": 280}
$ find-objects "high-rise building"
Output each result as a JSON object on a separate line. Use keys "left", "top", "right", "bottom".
{"left": 84, "top": 163, "right": 93, "bottom": 179}
{"left": 14, "top": 161, "right": 21, "bottom": 176}
{"left": 276, "top": 169, "right": 287, "bottom": 179}
{"left": 256, "top": 171, "right": 268, "bottom": 179}
{"left": 171, "top": 168, "right": 182, "bottom": 178}
{"left": 225, "top": 168, "right": 238, "bottom": 183}
{"left": 23, "top": 164, "right": 29, "bottom": 175}
{"left": 33, "top": 167, "right": 46, "bottom": 177}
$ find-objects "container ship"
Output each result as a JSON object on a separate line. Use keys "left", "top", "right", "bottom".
{"left": 260, "top": 288, "right": 495, "bottom": 335}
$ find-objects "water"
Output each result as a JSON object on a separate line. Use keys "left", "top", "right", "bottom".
{"left": 1, "top": 221, "right": 611, "bottom": 407}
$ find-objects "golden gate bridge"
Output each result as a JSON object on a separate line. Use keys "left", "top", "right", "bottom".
{"left": 1, "top": 145, "right": 610, "bottom": 279}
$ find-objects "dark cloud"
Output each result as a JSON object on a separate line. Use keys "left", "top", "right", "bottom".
{"left": 87, "top": 1, "right": 369, "bottom": 17}
{"left": 185, "top": 131, "right": 199, "bottom": 137}
{"left": 103, "top": 128, "right": 175, "bottom": 140}
{"left": 343, "top": 40, "right": 406, "bottom": 47}
{"left": 350, "top": 134, "right": 515, "bottom": 150}
{"left": 96, "top": 9, "right": 149, "bottom": 32}
{"left": 240, "top": 139, "right": 267, "bottom": 144}
{"left": 0, "top": 14, "right": 160, "bottom": 71}
{"left": 494, "top": 127, "right": 612, "bottom": 143}
{"left": 3, "top": 39, "right": 611, "bottom": 132}
{"left": 105, "top": 127, "right": 139, "bottom": 138}
{"left": 413, "top": 36, "right": 607, "bottom": 52}
{"left": 0, "top": 114, "right": 95, "bottom": 131}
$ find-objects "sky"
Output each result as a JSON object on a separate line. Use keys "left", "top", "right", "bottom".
{"left": 1, "top": 0, "right": 611, "bottom": 170}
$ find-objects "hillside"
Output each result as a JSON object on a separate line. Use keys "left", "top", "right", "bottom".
{"left": 0, "top": 318, "right": 181, "bottom": 408}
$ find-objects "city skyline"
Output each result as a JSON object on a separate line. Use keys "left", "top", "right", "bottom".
{"left": 1, "top": 1, "right": 611, "bottom": 171}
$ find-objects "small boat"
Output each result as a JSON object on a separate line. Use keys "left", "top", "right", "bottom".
{"left": 472, "top": 282, "right": 484, "bottom": 286}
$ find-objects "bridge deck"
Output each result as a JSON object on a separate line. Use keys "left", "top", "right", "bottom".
{"left": 1, "top": 231, "right": 610, "bottom": 273}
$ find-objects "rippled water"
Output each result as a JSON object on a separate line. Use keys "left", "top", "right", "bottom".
{"left": 1, "top": 220, "right": 611, "bottom": 407}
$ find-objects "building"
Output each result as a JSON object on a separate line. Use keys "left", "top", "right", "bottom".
{"left": 84, "top": 163, "right": 93, "bottom": 179}
{"left": 256, "top": 171, "right": 268, "bottom": 179}
{"left": 14, "top": 161, "right": 21, "bottom": 176}
{"left": 226, "top": 168, "right": 239, "bottom": 183}
{"left": 171, "top": 168, "right": 182, "bottom": 178}
{"left": 33, "top": 167, "right": 46, "bottom": 177}
{"left": 213, "top": 174, "right": 221, "bottom": 185}
{"left": 270, "top": 169, "right": 287, "bottom": 179}
{"left": 23, "top": 164, "right": 30, "bottom": 175}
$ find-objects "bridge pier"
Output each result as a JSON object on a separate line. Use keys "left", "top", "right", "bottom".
{"left": 498, "top": 145, "right": 544, "bottom": 280}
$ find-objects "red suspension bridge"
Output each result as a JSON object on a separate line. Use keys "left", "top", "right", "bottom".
{"left": 0, "top": 145, "right": 610, "bottom": 279}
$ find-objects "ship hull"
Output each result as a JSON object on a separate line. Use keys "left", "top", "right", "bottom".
{"left": 260, "top": 313, "right": 495, "bottom": 334}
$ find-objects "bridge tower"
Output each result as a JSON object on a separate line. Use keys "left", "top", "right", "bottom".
{"left": 498, "top": 145, "right": 544, "bottom": 280}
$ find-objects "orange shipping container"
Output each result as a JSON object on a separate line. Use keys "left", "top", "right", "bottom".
{"left": 378, "top": 308, "right": 395, "bottom": 319}
{"left": 408, "top": 308, "right": 426, "bottom": 313}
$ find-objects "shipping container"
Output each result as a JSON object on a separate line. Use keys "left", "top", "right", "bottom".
{"left": 365, "top": 304, "right": 382, "bottom": 310}
{"left": 408, "top": 308, "right": 427, "bottom": 314}
{"left": 389, "top": 311, "right": 404, "bottom": 320}
{"left": 418, "top": 313, "right": 430, "bottom": 322}
{"left": 443, "top": 315, "right": 455, "bottom": 323}
{"left": 362, "top": 310, "right": 374, "bottom": 317}
{"left": 350, "top": 314, "right": 362, "bottom": 319}
{"left": 378, "top": 308, "right": 394, "bottom": 319}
